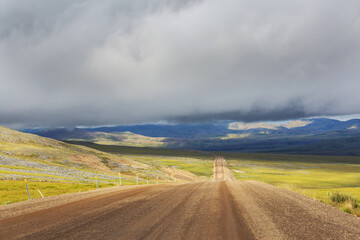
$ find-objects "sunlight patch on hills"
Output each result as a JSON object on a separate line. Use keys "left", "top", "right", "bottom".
{"left": 228, "top": 120, "right": 312, "bottom": 130}
{"left": 68, "top": 131, "right": 166, "bottom": 147}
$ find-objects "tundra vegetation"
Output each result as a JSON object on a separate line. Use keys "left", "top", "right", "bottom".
{"left": 224, "top": 153, "right": 360, "bottom": 216}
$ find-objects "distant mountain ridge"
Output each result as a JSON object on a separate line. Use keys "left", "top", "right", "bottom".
{"left": 21, "top": 118, "right": 360, "bottom": 155}
{"left": 23, "top": 118, "right": 360, "bottom": 138}
{"left": 24, "top": 122, "right": 234, "bottom": 139}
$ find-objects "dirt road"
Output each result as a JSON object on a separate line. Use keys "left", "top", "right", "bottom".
{"left": 1, "top": 157, "right": 359, "bottom": 239}
{"left": 214, "top": 156, "right": 226, "bottom": 180}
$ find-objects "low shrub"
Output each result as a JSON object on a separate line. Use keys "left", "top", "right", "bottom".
{"left": 330, "top": 191, "right": 358, "bottom": 209}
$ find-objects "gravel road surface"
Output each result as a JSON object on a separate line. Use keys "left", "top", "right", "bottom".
{"left": 1, "top": 157, "right": 359, "bottom": 239}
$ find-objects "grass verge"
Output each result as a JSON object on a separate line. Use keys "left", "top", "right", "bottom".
{"left": 224, "top": 152, "right": 360, "bottom": 217}
{"left": 0, "top": 180, "right": 116, "bottom": 205}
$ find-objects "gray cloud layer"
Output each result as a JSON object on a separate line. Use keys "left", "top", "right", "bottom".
{"left": 1, "top": 0, "right": 360, "bottom": 127}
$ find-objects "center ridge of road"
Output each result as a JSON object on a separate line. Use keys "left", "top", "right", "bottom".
{"left": 1, "top": 157, "right": 359, "bottom": 240}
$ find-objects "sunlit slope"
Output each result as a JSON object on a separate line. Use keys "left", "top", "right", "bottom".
{"left": 1, "top": 126, "right": 214, "bottom": 182}
{"left": 0, "top": 127, "right": 214, "bottom": 204}
{"left": 0, "top": 126, "right": 145, "bottom": 174}
{"left": 67, "top": 131, "right": 167, "bottom": 147}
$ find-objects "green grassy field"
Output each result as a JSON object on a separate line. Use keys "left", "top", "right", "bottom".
{"left": 0, "top": 180, "right": 119, "bottom": 204}
{"left": 0, "top": 176, "right": 166, "bottom": 205}
{"left": 223, "top": 153, "right": 360, "bottom": 216}
{"left": 125, "top": 155, "right": 214, "bottom": 177}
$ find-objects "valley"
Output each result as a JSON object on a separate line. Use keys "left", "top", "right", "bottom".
{"left": 0, "top": 125, "right": 359, "bottom": 239}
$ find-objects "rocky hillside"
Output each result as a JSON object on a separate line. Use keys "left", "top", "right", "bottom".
{"left": 0, "top": 126, "right": 170, "bottom": 183}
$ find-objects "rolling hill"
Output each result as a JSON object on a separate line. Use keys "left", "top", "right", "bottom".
{"left": 0, "top": 126, "right": 215, "bottom": 204}
{"left": 0, "top": 126, "right": 214, "bottom": 182}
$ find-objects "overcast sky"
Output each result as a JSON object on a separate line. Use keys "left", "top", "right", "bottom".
{"left": 1, "top": 0, "right": 360, "bottom": 127}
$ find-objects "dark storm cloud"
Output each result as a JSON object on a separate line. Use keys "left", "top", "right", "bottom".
{"left": 171, "top": 103, "right": 310, "bottom": 123}
{"left": 1, "top": 0, "right": 360, "bottom": 127}
{"left": 170, "top": 97, "right": 346, "bottom": 123}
